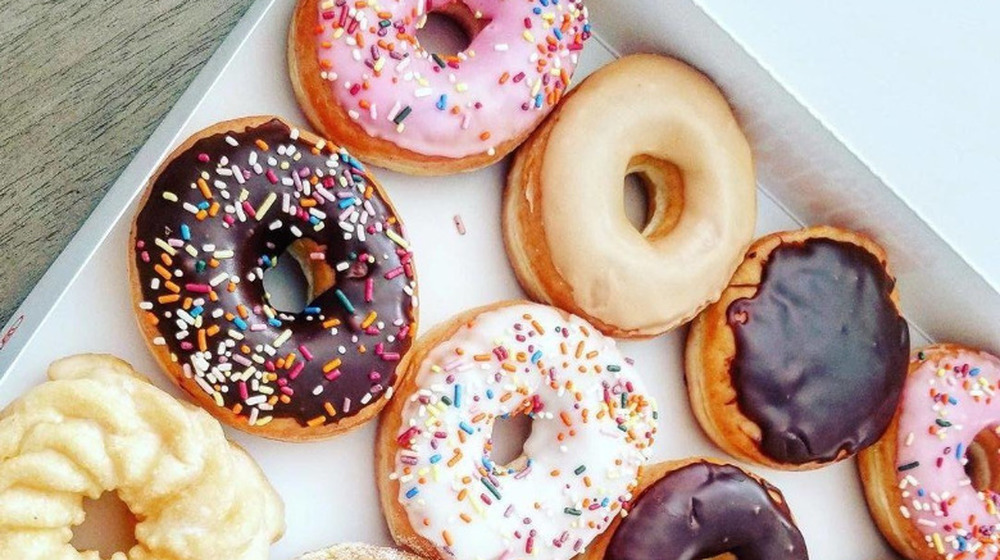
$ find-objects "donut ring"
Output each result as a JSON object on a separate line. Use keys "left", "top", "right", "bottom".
{"left": 295, "top": 543, "right": 424, "bottom": 560}
{"left": 289, "top": 0, "right": 592, "bottom": 174}
{"left": 376, "top": 301, "right": 657, "bottom": 560}
{"left": 585, "top": 458, "right": 808, "bottom": 560}
{"left": 129, "top": 116, "right": 418, "bottom": 441}
{"left": 504, "top": 54, "right": 756, "bottom": 337}
{"left": 0, "top": 354, "right": 285, "bottom": 560}
{"left": 859, "top": 344, "right": 1000, "bottom": 559}
{"left": 686, "top": 226, "right": 910, "bottom": 470}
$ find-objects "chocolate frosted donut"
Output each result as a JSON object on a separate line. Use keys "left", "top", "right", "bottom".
{"left": 586, "top": 459, "right": 807, "bottom": 560}
{"left": 129, "top": 116, "right": 418, "bottom": 441}
{"left": 686, "top": 226, "right": 909, "bottom": 469}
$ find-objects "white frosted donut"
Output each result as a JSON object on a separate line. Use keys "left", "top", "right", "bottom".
{"left": 0, "top": 354, "right": 284, "bottom": 560}
{"left": 504, "top": 54, "right": 756, "bottom": 337}
{"left": 376, "top": 301, "right": 658, "bottom": 560}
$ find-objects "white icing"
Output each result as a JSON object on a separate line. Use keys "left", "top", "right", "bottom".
{"left": 391, "top": 304, "right": 657, "bottom": 560}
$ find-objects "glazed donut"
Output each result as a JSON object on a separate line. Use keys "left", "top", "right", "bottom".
{"left": 0, "top": 354, "right": 284, "bottom": 560}
{"left": 859, "top": 344, "right": 1000, "bottom": 559}
{"left": 686, "top": 226, "right": 910, "bottom": 470}
{"left": 296, "top": 543, "right": 424, "bottom": 560}
{"left": 585, "top": 458, "right": 808, "bottom": 560}
{"left": 129, "top": 116, "right": 418, "bottom": 441}
{"left": 375, "top": 301, "right": 657, "bottom": 560}
{"left": 503, "top": 54, "right": 756, "bottom": 338}
{"left": 288, "top": 0, "right": 591, "bottom": 175}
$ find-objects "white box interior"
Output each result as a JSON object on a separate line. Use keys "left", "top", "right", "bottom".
{"left": 4, "top": 0, "right": 994, "bottom": 558}
{"left": 589, "top": 0, "right": 1000, "bottom": 352}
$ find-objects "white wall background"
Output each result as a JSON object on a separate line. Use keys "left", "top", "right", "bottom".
{"left": 597, "top": 0, "right": 1000, "bottom": 290}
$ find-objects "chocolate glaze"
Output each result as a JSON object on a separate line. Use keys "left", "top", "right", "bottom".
{"left": 727, "top": 238, "right": 909, "bottom": 464}
{"left": 606, "top": 461, "right": 807, "bottom": 560}
{"left": 133, "top": 119, "right": 416, "bottom": 427}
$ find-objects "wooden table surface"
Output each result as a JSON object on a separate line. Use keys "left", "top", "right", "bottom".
{"left": 0, "top": 0, "right": 255, "bottom": 326}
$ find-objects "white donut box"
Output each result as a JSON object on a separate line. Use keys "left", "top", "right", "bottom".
{"left": 2, "top": 1, "right": 998, "bottom": 558}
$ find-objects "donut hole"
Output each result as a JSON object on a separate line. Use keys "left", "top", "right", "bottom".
{"left": 71, "top": 491, "right": 138, "bottom": 557}
{"left": 488, "top": 413, "right": 533, "bottom": 468}
{"left": 964, "top": 425, "right": 1000, "bottom": 493}
{"left": 416, "top": 3, "right": 490, "bottom": 57}
{"left": 623, "top": 173, "right": 652, "bottom": 233}
{"left": 263, "top": 239, "right": 334, "bottom": 314}
{"left": 623, "top": 155, "right": 684, "bottom": 239}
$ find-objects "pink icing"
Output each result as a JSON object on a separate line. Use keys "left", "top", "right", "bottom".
{"left": 312, "top": 0, "right": 590, "bottom": 158}
{"left": 894, "top": 348, "right": 1000, "bottom": 557}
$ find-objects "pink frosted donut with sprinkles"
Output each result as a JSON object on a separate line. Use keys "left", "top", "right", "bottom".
{"left": 860, "top": 344, "right": 1000, "bottom": 560}
{"left": 376, "top": 301, "right": 658, "bottom": 560}
{"left": 289, "top": 0, "right": 591, "bottom": 175}
{"left": 128, "top": 116, "right": 418, "bottom": 441}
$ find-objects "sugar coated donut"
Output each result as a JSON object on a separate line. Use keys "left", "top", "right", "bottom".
{"left": 288, "top": 0, "right": 591, "bottom": 175}
{"left": 0, "top": 354, "right": 284, "bottom": 560}
{"left": 504, "top": 54, "right": 756, "bottom": 337}
{"left": 376, "top": 301, "right": 657, "bottom": 560}
{"left": 686, "top": 226, "right": 910, "bottom": 470}
{"left": 585, "top": 458, "right": 808, "bottom": 560}
{"left": 860, "top": 344, "right": 1000, "bottom": 559}
{"left": 296, "top": 543, "right": 424, "bottom": 560}
{"left": 129, "top": 116, "right": 418, "bottom": 441}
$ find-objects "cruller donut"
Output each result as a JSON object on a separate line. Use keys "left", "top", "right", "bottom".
{"left": 504, "top": 54, "right": 756, "bottom": 338}
{"left": 585, "top": 458, "right": 808, "bottom": 560}
{"left": 129, "top": 116, "right": 417, "bottom": 441}
{"left": 0, "top": 354, "right": 284, "bottom": 560}
{"left": 376, "top": 301, "right": 657, "bottom": 560}
{"left": 687, "top": 226, "right": 910, "bottom": 470}
{"left": 288, "top": 0, "right": 591, "bottom": 175}
{"left": 860, "top": 345, "right": 1000, "bottom": 559}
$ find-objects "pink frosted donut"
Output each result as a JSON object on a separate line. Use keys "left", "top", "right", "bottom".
{"left": 289, "top": 0, "right": 591, "bottom": 175}
{"left": 860, "top": 344, "right": 1000, "bottom": 559}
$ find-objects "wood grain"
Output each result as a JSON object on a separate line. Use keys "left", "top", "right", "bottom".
{"left": 0, "top": 0, "right": 255, "bottom": 325}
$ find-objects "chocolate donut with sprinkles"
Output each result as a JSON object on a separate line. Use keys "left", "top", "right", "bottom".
{"left": 288, "top": 0, "right": 591, "bottom": 175}
{"left": 129, "top": 116, "right": 418, "bottom": 441}
{"left": 376, "top": 301, "right": 657, "bottom": 560}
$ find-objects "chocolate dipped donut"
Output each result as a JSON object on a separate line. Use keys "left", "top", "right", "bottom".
{"left": 585, "top": 459, "right": 807, "bottom": 560}
{"left": 686, "top": 226, "right": 910, "bottom": 470}
{"left": 129, "top": 116, "right": 418, "bottom": 441}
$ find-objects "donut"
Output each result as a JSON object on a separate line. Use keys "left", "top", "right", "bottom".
{"left": 859, "top": 344, "right": 1000, "bottom": 559}
{"left": 288, "top": 0, "right": 591, "bottom": 175}
{"left": 585, "top": 458, "right": 808, "bottom": 560}
{"left": 375, "top": 301, "right": 657, "bottom": 560}
{"left": 686, "top": 226, "right": 910, "bottom": 470}
{"left": 128, "top": 116, "right": 418, "bottom": 441}
{"left": 503, "top": 54, "right": 756, "bottom": 338}
{"left": 0, "top": 354, "right": 285, "bottom": 560}
{"left": 296, "top": 543, "right": 424, "bottom": 560}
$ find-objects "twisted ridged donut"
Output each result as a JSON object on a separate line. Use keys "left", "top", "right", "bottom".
{"left": 0, "top": 354, "right": 285, "bottom": 560}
